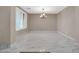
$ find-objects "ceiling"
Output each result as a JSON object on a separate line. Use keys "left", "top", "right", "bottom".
{"left": 20, "top": 6, "right": 67, "bottom": 14}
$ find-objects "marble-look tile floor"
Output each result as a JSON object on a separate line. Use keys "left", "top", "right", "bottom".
{"left": 0, "top": 31, "right": 79, "bottom": 53}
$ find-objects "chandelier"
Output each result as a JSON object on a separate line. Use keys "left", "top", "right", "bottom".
{"left": 40, "top": 8, "right": 47, "bottom": 19}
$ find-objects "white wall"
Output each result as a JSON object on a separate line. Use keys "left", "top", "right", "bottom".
{"left": 0, "top": 6, "right": 11, "bottom": 49}
{"left": 10, "top": 7, "right": 16, "bottom": 43}
{"left": 0, "top": 6, "right": 16, "bottom": 49}
{"left": 57, "top": 6, "right": 79, "bottom": 42}
{"left": 28, "top": 14, "right": 57, "bottom": 31}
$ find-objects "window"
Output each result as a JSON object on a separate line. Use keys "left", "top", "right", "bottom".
{"left": 16, "top": 7, "right": 27, "bottom": 31}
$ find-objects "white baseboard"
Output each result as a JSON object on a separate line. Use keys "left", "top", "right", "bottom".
{"left": 29, "top": 31, "right": 57, "bottom": 33}
{"left": 58, "top": 31, "right": 75, "bottom": 41}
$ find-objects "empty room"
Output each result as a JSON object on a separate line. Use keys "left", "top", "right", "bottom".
{"left": 0, "top": 6, "right": 79, "bottom": 53}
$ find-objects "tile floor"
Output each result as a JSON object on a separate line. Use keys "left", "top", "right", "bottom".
{"left": 0, "top": 31, "right": 79, "bottom": 53}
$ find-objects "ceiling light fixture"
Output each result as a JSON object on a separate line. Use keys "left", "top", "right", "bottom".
{"left": 40, "top": 8, "right": 47, "bottom": 19}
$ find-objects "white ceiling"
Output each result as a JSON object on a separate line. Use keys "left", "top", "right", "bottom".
{"left": 20, "top": 6, "right": 67, "bottom": 14}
